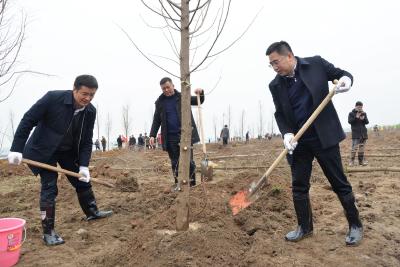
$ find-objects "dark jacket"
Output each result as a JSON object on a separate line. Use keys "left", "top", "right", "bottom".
{"left": 149, "top": 90, "right": 204, "bottom": 151}
{"left": 269, "top": 56, "right": 353, "bottom": 149}
{"left": 11, "top": 90, "right": 96, "bottom": 170}
{"left": 348, "top": 109, "right": 369, "bottom": 139}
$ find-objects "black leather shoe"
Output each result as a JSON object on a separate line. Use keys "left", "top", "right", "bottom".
{"left": 285, "top": 226, "right": 313, "bottom": 242}
{"left": 43, "top": 230, "right": 65, "bottom": 246}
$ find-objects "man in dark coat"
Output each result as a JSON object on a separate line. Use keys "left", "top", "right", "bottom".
{"left": 266, "top": 41, "right": 362, "bottom": 246}
{"left": 117, "top": 135, "right": 123, "bottom": 149}
{"left": 101, "top": 136, "right": 107, "bottom": 152}
{"left": 348, "top": 101, "right": 369, "bottom": 166}
{"left": 220, "top": 125, "right": 230, "bottom": 146}
{"left": 149, "top": 77, "right": 204, "bottom": 190}
{"left": 7, "top": 75, "right": 113, "bottom": 246}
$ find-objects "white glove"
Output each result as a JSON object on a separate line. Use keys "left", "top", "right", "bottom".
{"left": 283, "top": 133, "right": 298, "bottom": 155}
{"left": 79, "top": 166, "right": 91, "bottom": 183}
{"left": 335, "top": 76, "right": 352, "bottom": 94}
{"left": 8, "top": 152, "right": 23, "bottom": 165}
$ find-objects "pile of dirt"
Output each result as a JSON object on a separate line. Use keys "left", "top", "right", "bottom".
{"left": 0, "top": 160, "right": 32, "bottom": 177}
{"left": 116, "top": 174, "right": 139, "bottom": 192}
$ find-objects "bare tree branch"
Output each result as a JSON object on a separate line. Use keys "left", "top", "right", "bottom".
{"left": 141, "top": 0, "right": 181, "bottom": 23}
{"left": 189, "top": 0, "right": 211, "bottom": 13}
{"left": 117, "top": 24, "right": 179, "bottom": 78}
{"left": 161, "top": 0, "right": 181, "bottom": 19}
{"left": 141, "top": 0, "right": 182, "bottom": 32}
{"left": 139, "top": 14, "right": 168, "bottom": 29}
{"left": 149, "top": 53, "right": 180, "bottom": 65}
{"left": 190, "top": 0, "right": 232, "bottom": 73}
{"left": 166, "top": 0, "right": 181, "bottom": 11}
{"left": 189, "top": 0, "right": 212, "bottom": 35}
{"left": 162, "top": 25, "right": 180, "bottom": 58}
{"left": 208, "top": 7, "right": 262, "bottom": 58}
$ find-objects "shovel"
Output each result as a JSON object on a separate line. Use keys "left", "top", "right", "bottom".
{"left": 229, "top": 80, "right": 338, "bottom": 215}
{"left": 196, "top": 93, "right": 214, "bottom": 182}
{"left": 22, "top": 158, "right": 115, "bottom": 188}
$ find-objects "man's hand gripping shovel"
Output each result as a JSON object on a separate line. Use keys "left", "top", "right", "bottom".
{"left": 229, "top": 80, "right": 339, "bottom": 215}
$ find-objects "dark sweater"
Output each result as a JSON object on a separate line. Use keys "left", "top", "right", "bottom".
{"left": 286, "top": 70, "right": 316, "bottom": 139}
{"left": 164, "top": 94, "right": 180, "bottom": 134}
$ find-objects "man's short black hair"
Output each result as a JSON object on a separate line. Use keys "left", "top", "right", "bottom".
{"left": 74, "top": 75, "right": 98, "bottom": 90}
{"left": 266, "top": 41, "right": 293, "bottom": 56}
{"left": 160, "top": 77, "right": 172, "bottom": 85}
{"left": 355, "top": 101, "right": 363, "bottom": 106}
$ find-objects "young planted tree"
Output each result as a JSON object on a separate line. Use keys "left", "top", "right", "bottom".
{"left": 9, "top": 110, "right": 15, "bottom": 137}
{"left": 105, "top": 113, "right": 112, "bottom": 151}
{"left": 122, "top": 105, "right": 132, "bottom": 148}
{"left": 123, "top": 0, "right": 259, "bottom": 230}
{"left": 241, "top": 109, "right": 245, "bottom": 141}
{"left": 95, "top": 104, "right": 100, "bottom": 141}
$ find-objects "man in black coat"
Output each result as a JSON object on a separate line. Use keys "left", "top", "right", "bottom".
{"left": 8, "top": 75, "right": 113, "bottom": 246}
{"left": 266, "top": 41, "right": 362, "bottom": 246}
{"left": 348, "top": 101, "right": 369, "bottom": 166}
{"left": 149, "top": 77, "right": 204, "bottom": 190}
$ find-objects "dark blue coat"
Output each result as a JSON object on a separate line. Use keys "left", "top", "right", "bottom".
{"left": 269, "top": 56, "right": 353, "bottom": 149}
{"left": 149, "top": 90, "right": 204, "bottom": 151}
{"left": 11, "top": 90, "right": 96, "bottom": 169}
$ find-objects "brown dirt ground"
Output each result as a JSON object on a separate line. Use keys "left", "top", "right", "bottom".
{"left": 1, "top": 130, "right": 400, "bottom": 266}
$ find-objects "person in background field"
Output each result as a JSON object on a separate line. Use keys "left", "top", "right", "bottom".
{"left": 7, "top": 75, "right": 112, "bottom": 246}
{"left": 94, "top": 139, "right": 101, "bottom": 151}
{"left": 149, "top": 77, "right": 205, "bottom": 191}
{"left": 348, "top": 101, "right": 369, "bottom": 166}
{"left": 220, "top": 125, "right": 230, "bottom": 146}
{"left": 101, "top": 136, "right": 107, "bottom": 152}
{"left": 138, "top": 133, "right": 144, "bottom": 151}
{"left": 373, "top": 124, "right": 379, "bottom": 137}
{"left": 117, "top": 135, "right": 122, "bottom": 149}
{"left": 246, "top": 131, "right": 250, "bottom": 143}
{"left": 266, "top": 41, "right": 362, "bottom": 246}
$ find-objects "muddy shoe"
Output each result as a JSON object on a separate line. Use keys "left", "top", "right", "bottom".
{"left": 359, "top": 160, "right": 368, "bottom": 166}
{"left": 348, "top": 161, "right": 355, "bottom": 167}
{"left": 171, "top": 182, "right": 181, "bottom": 192}
{"left": 285, "top": 226, "right": 313, "bottom": 242}
{"left": 345, "top": 226, "right": 363, "bottom": 246}
{"left": 43, "top": 230, "right": 65, "bottom": 246}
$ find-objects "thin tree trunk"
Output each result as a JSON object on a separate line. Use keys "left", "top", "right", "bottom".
{"left": 176, "top": 0, "right": 191, "bottom": 231}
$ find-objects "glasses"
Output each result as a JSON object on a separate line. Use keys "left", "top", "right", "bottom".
{"left": 268, "top": 57, "right": 286, "bottom": 68}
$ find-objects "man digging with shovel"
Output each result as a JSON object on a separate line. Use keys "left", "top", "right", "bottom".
{"left": 7, "top": 75, "right": 113, "bottom": 246}
{"left": 266, "top": 41, "right": 362, "bottom": 246}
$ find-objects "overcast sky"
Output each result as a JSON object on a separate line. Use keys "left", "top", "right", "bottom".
{"left": 1, "top": 0, "right": 399, "bottom": 151}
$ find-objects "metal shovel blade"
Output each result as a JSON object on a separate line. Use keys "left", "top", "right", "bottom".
{"left": 229, "top": 190, "right": 256, "bottom": 216}
{"left": 200, "top": 158, "right": 214, "bottom": 182}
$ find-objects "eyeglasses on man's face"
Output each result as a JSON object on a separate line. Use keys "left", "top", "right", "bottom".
{"left": 268, "top": 56, "right": 286, "bottom": 68}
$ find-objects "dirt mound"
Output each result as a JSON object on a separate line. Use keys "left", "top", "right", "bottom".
{"left": 0, "top": 160, "right": 32, "bottom": 177}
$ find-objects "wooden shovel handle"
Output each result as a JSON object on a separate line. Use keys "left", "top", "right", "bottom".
{"left": 249, "top": 80, "right": 338, "bottom": 197}
{"left": 196, "top": 94, "right": 207, "bottom": 155}
{"left": 22, "top": 158, "right": 115, "bottom": 188}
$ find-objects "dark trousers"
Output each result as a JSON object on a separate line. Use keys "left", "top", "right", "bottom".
{"left": 166, "top": 134, "right": 196, "bottom": 184}
{"left": 351, "top": 138, "right": 367, "bottom": 163}
{"left": 222, "top": 137, "right": 228, "bottom": 145}
{"left": 289, "top": 137, "right": 352, "bottom": 200}
{"left": 34, "top": 151, "right": 92, "bottom": 207}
